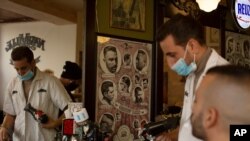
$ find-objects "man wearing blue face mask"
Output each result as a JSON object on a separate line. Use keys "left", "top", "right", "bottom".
{"left": 155, "top": 14, "right": 228, "bottom": 141}
{"left": 0, "top": 46, "right": 72, "bottom": 141}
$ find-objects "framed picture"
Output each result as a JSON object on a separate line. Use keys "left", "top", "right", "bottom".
{"left": 205, "top": 26, "right": 221, "bottom": 54}
{"left": 95, "top": 35, "right": 152, "bottom": 140}
{"left": 225, "top": 31, "right": 250, "bottom": 69}
{"left": 110, "top": 0, "right": 146, "bottom": 31}
{"left": 205, "top": 27, "right": 220, "bottom": 53}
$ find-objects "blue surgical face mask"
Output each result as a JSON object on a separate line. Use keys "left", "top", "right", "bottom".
{"left": 171, "top": 44, "right": 197, "bottom": 76}
{"left": 18, "top": 70, "right": 34, "bottom": 81}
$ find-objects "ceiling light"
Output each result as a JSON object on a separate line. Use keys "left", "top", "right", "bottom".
{"left": 97, "top": 36, "right": 110, "bottom": 44}
{"left": 196, "top": 0, "right": 221, "bottom": 12}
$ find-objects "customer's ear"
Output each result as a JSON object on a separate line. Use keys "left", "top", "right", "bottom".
{"left": 203, "top": 108, "right": 218, "bottom": 129}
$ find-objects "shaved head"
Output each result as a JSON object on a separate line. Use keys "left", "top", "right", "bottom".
{"left": 205, "top": 65, "right": 250, "bottom": 125}
{"left": 192, "top": 65, "right": 250, "bottom": 140}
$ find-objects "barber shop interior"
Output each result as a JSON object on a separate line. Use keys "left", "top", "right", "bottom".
{"left": 0, "top": 0, "right": 250, "bottom": 141}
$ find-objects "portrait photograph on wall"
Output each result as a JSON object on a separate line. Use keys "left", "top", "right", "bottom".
{"left": 110, "top": 0, "right": 146, "bottom": 31}
{"left": 225, "top": 31, "right": 250, "bottom": 69}
{"left": 95, "top": 35, "right": 152, "bottom": 140}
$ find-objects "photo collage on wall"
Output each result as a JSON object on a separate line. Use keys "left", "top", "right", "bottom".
{"left": 225, "top": 31, "right": 250, "bottom": 68}
{"left": 95, "top": 35, "right": 152, "bottom": 140}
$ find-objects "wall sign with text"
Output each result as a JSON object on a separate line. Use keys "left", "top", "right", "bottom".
{"left": 232, "top": 0, "right": 250, "bottom": 30}
{"left": 5, "top": 33, "right": 46, "bottom": 64}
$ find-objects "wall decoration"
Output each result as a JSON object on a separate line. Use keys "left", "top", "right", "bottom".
{"left": 5, "top": 33, "right": 46, "bottom": 64}
{"left": 110, "top": 0, "right": 146, "bottom": 31}
{"left": 96, "top": 0, "right": 154, "bottom": 41}
{"left": 95, "top": 35, "right": 152, "bottom": 140}
{"left": 225, "top": 31, "right": 250, "bottom": 68}
{"left": 231, "top": 0, "right": 250, "bottom": 30}
{"left": 205, "top": 27, "right": 220, "bottom": 46}
{"left": 205, "top": 26, "right": 221, "bottom": 54}
{"left": 5, "top": 33, "right": 45, "bottom": 52}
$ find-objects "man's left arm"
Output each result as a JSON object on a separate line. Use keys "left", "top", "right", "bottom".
{"left": 41, "top": 110, "right": 66, "bottom": 129}
{"left": 155, "top": 127, "right": 179, "bottom": 141}
{"left": 42, "top": 77, "right": 72, "bottom": 128}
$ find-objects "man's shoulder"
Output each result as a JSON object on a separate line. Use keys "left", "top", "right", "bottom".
{"left": 36, "top": 69, "right": 59, "bottom": 82}
{"left": 206, "top": 50, "right": 229, "bottom": 69}
{"left": 7, "top": 77, "right": 20, "bottom": 88}
{"left": 211, "top": 49, "right": 228, "bottom": 64}
{"left": 217, "top": 56, "right": 229, "bottom": 65}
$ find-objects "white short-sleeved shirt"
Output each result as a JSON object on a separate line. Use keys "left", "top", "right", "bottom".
{"left": 4, "top": 68, "right": 72, "bottom": 141}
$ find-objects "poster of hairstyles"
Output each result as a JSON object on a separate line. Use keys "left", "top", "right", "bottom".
{"left": 225, "top": 31, "right": 250, "bottom": 68}
{"left": 96, "top": 35, "right": 152, "bottom": 140}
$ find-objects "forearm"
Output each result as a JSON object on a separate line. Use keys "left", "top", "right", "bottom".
{"left": 54, "top": 114, "right": 65, "bottom": 128}
{"left": 168, "top": 127, "right": 179, "bottom": 141}
{"left": 41, "top": 113, "right": 65, "bottom": 129}
{"left": 42, "top": 105, "right": 68, "bottom": 129}
{"left": 1, "top": 114, "right": 15, "bottom": 130}
{"left": 54, "top": 106, "right": 68, "bottom": 128}
{"left": 0, "top": 114, "right": 15, "bottom": 139}
{"left": 155, "top": 126, "right": 179, "bottom": 141}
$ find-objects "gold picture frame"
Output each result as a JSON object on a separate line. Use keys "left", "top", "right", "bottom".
{"left": 110, "top": 0, "right": 146, "bottom": 31}
{"left": 205, "top": 26, "right": 221, "bottom": 53}
{"left": 205, "top": 26, "right": 220, "bottom": 47}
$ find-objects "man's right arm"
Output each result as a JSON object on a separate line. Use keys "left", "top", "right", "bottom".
{"left": 0, "top": 114, "right": 15, "bottom": 141}
{"left": 155, "top": 127, "right": 179, "bottom": 141}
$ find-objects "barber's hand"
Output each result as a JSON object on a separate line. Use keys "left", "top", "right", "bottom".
{"left": 155, "top": 127, "right": 179, "bottom": 141}
{"left": 155, "top": 131, "right": 172, "bottom": 141}
{"left": 0, "top": 127, "right": 10, "bottom": 141}
{"left": 40, "top": 116, "right": 57, "bottom": 129}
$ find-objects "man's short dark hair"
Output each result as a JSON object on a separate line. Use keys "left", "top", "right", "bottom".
{"left": 136, "top": 50, "right": 147, "bottom": 71}
{"left": 103, "top": 46, "right": 117, "bottom": 56}
{"left": 137, "top": 50, "right": 146, "bottom": 57}
{"left": 11, "top": 46, "right": 34, "bottom": 63}
{"left": 61, "top": 61, "right": 82, "bottom": 80}
{"left": 228, "top": 38, "right": 234, "bottom": 43}
{"left": 137, "top": 50, "right": 146, "bottom": 58}
{"left": 102, "top": 113, "right": 114, "bottom": 122}
{"left": 100, "top": 113, "right": 114, "bottom": 132}
{"left": 122, "top": 76, "right": 130, "bottom": 87}
{"left": 101, "top": 81, "right": 113, "bottom": 95}
{"left": 124, "top": 54, "right": 130, "bottom": 61}
{"left": 156, "top": 14, "right": 205, "bottom": 47}
{"left": 207, "top": 65, "right": 250, "bottom": 81}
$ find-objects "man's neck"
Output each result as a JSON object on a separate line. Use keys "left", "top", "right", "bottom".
{"left": 206, "top": 128, "right": 229, "bottom": 141}
{"left": 207, "top": 134, "right": 228, "bottom": 141}
{"left": 23, "top": 79, "right": 33, "bottom": 101}
{"left": 195, "top": 45, "right": 209, "bottom": 65}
